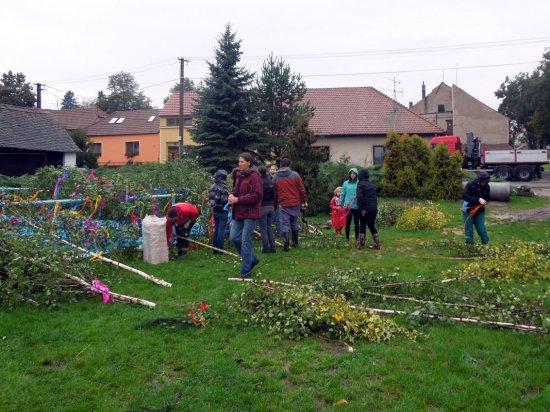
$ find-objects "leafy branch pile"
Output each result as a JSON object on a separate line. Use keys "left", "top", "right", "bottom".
{"left": 456, "top": 241, "right": 550, "bottom": 282}
{"left": 310, "top": 266, "right": 550, "bottom": 332}
{"left": 229, "top": 283, "right": 416, "bottom": 343}
{"left": 0, "top": 219, "right": 160, "bottom": 308}
{"left": 0, "top": 228, "right": 96, "bottom": 308}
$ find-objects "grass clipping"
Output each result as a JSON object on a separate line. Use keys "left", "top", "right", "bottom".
{"left": 232, "top": 284, "right": 416, "bottom": 343}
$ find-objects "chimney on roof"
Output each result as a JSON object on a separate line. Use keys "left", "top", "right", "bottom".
{"left": 422, "top": 82, "right": 427, "bottom": 114}
{"left": 409, "top": 102, "right": 413, "bottom": 109}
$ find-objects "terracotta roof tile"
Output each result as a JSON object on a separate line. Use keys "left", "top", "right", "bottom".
{"left": 46, "top": 107, "right": 107, "bottom": 131}
{"left": 87, "top": 109, "right": 160, "bottom": 136}
{"left": 159, "top": 91, "right": 199, "bottom": 116}
{"left": 303, "top": 87, "right": 444, "bottom": 136}
{"left": 0, "top": 104, "right": 80, "bottom": 152}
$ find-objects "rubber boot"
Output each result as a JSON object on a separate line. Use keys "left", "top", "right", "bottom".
{"left": 358, "top": 233, "right": 365, "bottom": 250}
{"left": 291, "top": 230, "right": 299, "bottom": 247}
{"left": 372, "top": 233, "right": 380, "bottom": 250}
{"left": 282, "top": 232, "right": 290, "bottom": 252}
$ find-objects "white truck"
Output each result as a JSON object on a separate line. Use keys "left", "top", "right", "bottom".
{"left": 431, "top": 132, "right": 549, "bottom": 181}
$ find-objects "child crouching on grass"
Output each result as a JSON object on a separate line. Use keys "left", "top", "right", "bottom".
{"left": 330, "top": 186, "right": 345, "bottom": 235}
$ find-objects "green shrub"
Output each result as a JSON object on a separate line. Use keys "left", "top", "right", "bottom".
{"left": 376, "top": 202, "right": 406, "bottom": 227}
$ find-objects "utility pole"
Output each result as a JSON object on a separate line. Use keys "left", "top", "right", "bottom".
{"left": 178, "top": 57, "right": 189, "bottom": 158}
{"left": 35, "top": 83, "right": 45, "bottom": 109}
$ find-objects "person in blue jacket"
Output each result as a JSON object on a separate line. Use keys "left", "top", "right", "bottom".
{"left": 338, "top": 167, "right": 359, "bottom": 241}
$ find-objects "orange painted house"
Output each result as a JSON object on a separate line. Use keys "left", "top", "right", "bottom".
{"left": 87, "top": 109, "right": 160, "bottom": 166}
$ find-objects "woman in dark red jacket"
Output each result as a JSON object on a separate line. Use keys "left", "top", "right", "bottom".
{"left": 228, "top": 152, "right": 263, "bottom": 278}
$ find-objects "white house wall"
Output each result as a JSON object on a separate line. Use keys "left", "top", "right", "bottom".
{"left": 313, "top": 136, "right": 388, "bottom": 166}
{"left": 63, "top": 152, "right": 77, "bottom": 167}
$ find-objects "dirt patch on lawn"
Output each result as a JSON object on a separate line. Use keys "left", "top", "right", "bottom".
{"left": 489, "top": 201, "right": 550, "bottom": 222}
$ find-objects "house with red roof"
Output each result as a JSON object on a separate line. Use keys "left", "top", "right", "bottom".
{"left": 159, "top": 91, "right": 199, "bottom": 162}
{"left": 46, "top": 107, "right": 107, "bottom": 132}
{"left": 303, "top": 87, "right": 444, "bottom": 166}
{"left": 87, "top": 109, "right": 160, "bottom": 166}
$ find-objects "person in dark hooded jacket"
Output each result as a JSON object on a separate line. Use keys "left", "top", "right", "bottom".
{"left": 462, "top": 171, "right": 490, "bottom": 244}
{"left": 208, "top": 169, "right": 229, "bottom": 254}
{"left": 356, "top": 169, "right": 379, "bottom": 250}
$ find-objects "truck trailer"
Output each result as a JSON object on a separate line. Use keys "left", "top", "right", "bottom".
{"left": 430, "top": 133, "right": 548, "bottom": 181}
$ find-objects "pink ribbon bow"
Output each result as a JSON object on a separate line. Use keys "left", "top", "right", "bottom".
{"left": 91, "top": 279, "right": 112, "bottom": 304}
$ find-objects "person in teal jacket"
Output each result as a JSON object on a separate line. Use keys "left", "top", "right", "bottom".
{"left": 338, "top": 167, "right": 359, "bottom": 240}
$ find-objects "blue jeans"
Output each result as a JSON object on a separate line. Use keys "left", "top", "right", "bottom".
{"left": 230, "top": 218, "right": 259, "bottom": 274}
{"left": 463, "top": 211, "right": 489, "bottom": 244}
{"left": 213, "top": 213, "right": 228, "bottom": 252}
{"left": 260, "top": 206, "right": 276, "bottom": 252}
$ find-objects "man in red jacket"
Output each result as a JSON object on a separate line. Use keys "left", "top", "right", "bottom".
{"left": 166, "top": 202, "right": 200, "bottom": 260}
{"left": 273, "top": 158, "right": 307, "bottom": 251}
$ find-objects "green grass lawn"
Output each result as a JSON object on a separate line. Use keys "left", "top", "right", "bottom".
{"left": 1, "top": 197, "right": 550, "bottom": 411}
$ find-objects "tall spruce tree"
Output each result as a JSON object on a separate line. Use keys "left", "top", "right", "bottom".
{"left": 284, "top": 115, "right": 324, "bottom": 214}
{"left": 254, "top": 54, "right": 309, "bottom": 162}
{"left": 189, "top": 24, "right": 259, "bottom": 171}
{"left": 61, "top": 90, "right": 80, "bottom": 109}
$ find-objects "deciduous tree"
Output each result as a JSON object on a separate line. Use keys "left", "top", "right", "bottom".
{"left": 0, "top": 70, "right": 36, "bottom": 107}
{"left": 96, "top": 72, "right": 152, "bottom": 113}
{"left": 70, "top": 129, "right": 98, "bottom": 168}
{"left": 496, "top": 48, "right": 550, "bottom": 148}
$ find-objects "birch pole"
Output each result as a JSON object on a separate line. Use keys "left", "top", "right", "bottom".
{"left": 66, "top": 275, "right": 156, "bottom": 308}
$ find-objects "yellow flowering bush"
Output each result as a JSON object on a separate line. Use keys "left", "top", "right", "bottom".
{"left": 395, "top": 203, "right": 447, "bottom": 231}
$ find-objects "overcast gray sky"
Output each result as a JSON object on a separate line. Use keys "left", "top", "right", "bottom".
{"left": 3, "top": 0, "right": 550, "bottom": 111}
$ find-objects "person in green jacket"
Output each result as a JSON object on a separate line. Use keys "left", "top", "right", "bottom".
{"left": 338, "top": 167, "right": 359, "bottom": 241}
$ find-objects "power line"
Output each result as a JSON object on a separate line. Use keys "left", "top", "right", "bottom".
{"left": 301, "top": 60, "right": 540, "bottom": 78}
{"left": 39, "top": 35, "right": 549, "bottom": 86}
